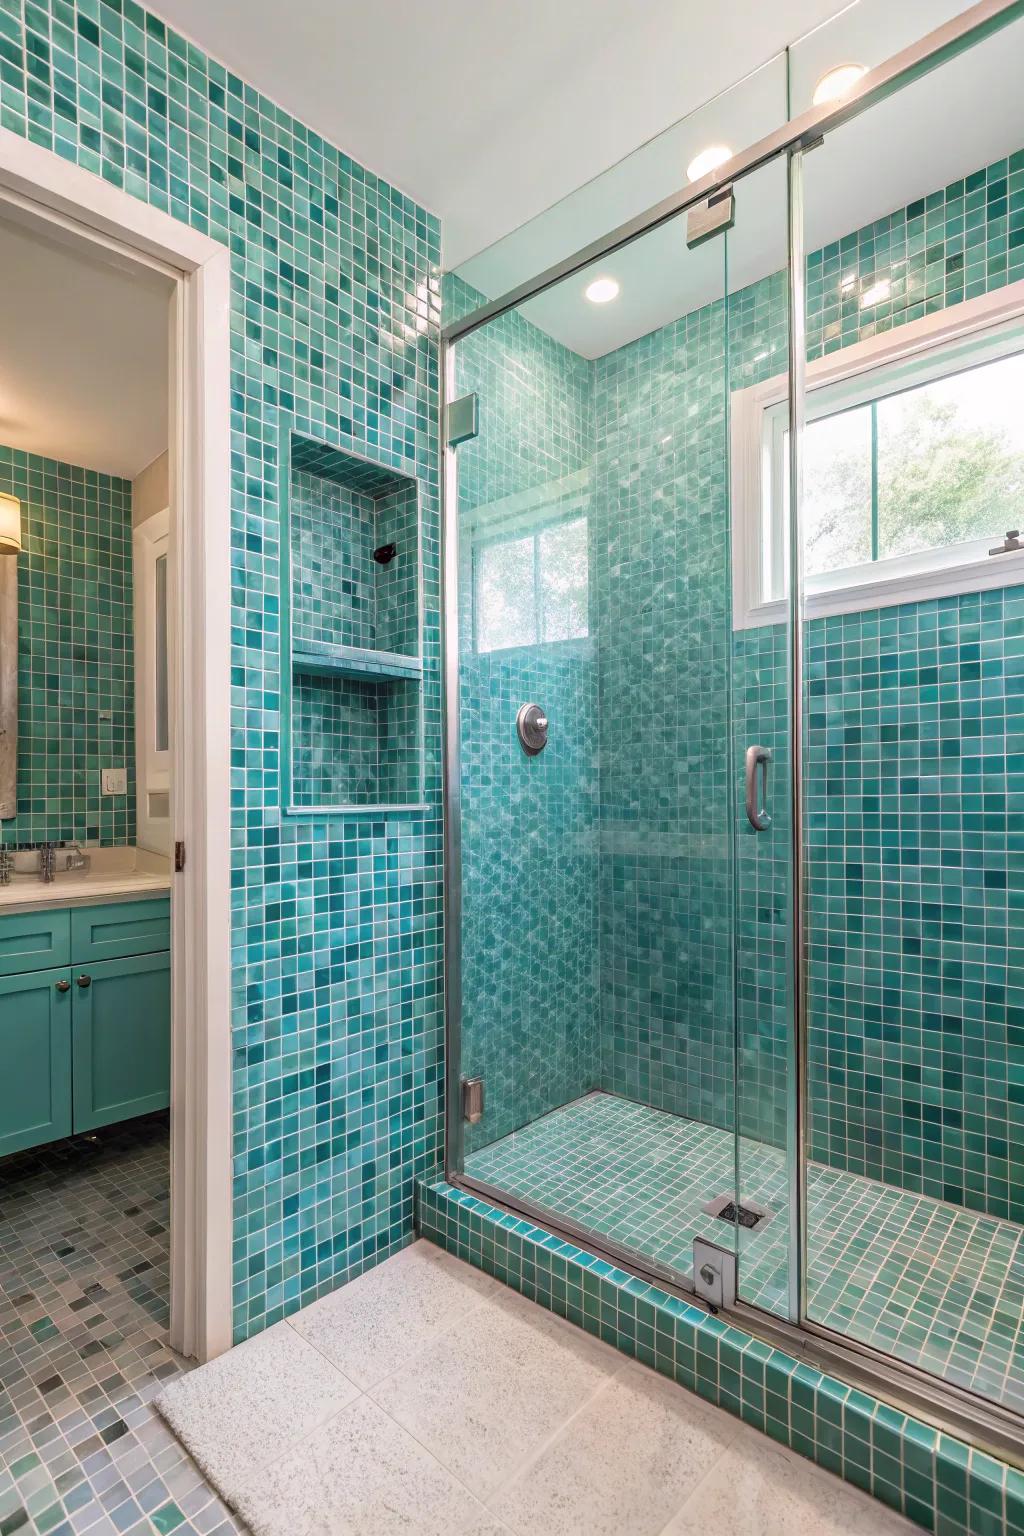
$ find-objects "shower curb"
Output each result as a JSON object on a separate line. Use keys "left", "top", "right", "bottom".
{"left": 417, "top": 1177, "right": 1024, "bottom": 1536}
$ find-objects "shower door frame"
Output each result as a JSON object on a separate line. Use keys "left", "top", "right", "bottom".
{"left": 440, "top": 0, "right": 1024, "bottom": 1466}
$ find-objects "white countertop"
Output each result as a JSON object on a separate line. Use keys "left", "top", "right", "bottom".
{"left": 0, "top": 847, "right": 172, "bottom": 914}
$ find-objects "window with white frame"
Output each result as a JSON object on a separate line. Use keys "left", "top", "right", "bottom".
{"left": 731, "top": 284, "right": 1024, "bottom": 627}
{"left": 473, "top": 511, "right": 589, "bottom": 653}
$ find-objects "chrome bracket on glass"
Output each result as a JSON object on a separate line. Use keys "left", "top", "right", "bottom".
{"left": 461, "top": 1076, "right": 484, "bottom": 1124}
{"left": 685, "top": 185, "right": 734, "bottom": 249}
{"left": 692, "top": 1236, "right": 737, "bottom": 1311}
{"left": 446, "top": 392, "right": 479, "bottom": 448}
{"left": 744, "top": 744, "right": 772, "bottom": 831}
{"left": 516, "top": 702, "right": 549, "bottom": 756}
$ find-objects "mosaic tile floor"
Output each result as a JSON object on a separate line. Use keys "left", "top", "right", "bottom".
{"left": 464, "top": 1092, "right": 1024, "bottom": 1415}
{"left": 0, "top": 1115, "right": 245, "bottom": 1536}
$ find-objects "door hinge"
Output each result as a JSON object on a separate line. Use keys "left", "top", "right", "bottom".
{"left": 461, "top": 1076, "right": 484, "bottom": 1124}
{"left": 692, "top": 1236, "right": 737, "bottom": 1312}
{"left": 174, "top": 840, "right": 186, "bottom": 873}
{"left": 446, "top": 393, "right": 479, "bottom": 448}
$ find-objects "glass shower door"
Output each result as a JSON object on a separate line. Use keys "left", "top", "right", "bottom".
{"left": 794, "top": 9, "right": 1024, "bottom": 1412}
{"left": 726, "top": 153, "right": 796, "bottom": 1320}
{"left": 446, "top": 194, "right": 752, "bottom": 1292}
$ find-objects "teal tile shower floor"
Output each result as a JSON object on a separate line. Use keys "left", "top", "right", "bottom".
{"left": 464, "top": 1092, "right": 1024, "bottom": 1415}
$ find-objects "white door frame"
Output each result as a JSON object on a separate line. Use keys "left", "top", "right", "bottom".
{"left": 0, "top": 130, "right": 233, "bottom": 1361}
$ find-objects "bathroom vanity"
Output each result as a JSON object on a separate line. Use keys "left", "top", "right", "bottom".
{"left": 0, "top": 856, "right": 171, "bottom": 1157}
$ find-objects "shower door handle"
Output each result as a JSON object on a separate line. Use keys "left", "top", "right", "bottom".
{"left": 745, "top": 744, "right": 772, "bottom": 832}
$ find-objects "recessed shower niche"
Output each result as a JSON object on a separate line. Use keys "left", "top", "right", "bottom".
{"left": 280, "top": 429, "right": 424, "bottom": 812}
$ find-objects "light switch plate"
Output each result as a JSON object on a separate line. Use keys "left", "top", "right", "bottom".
{"left": 101, "top": 767, "right": 127, "bottom": 795}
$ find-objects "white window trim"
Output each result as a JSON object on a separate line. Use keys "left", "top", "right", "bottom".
{"left": 731, "top": 278, "right": 1024, "bottom": 629}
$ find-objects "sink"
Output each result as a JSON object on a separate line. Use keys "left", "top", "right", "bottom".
{"left": 0, "top": 846, "right": 171, "bottom": 909}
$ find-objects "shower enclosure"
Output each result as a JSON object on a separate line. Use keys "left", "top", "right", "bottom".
{"left": 441, "top": 0, "right": 1024, "bottom": 1457}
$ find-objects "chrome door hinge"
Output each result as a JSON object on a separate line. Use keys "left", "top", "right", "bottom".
{"left": 461, "top": 1076, "right": 484, "bottom": 1124}
{"left": 174, "top": 840, "right": 186, "bottom": 873}
{"left": 692, "top": 1236, "right": 737, "bottom": 1311}
{"left": 446, "top": 393, "right": 479, "bottom": 448}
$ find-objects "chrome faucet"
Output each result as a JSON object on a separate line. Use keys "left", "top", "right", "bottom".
{"left": 38, "top": 842, "right": 56, "bottom": 883}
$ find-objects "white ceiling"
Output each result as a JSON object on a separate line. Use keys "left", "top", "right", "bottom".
{"left": 148, "top": 0, "right": 854, "bottom": 269}
{"left": 1, "top": 0, "right": 1008, "bottom": 470}
{"left": 0, "top": 216, "right": 171, "bottom": 479}
{"left": 503, "top": 14, "right": 1024, "bottom": 358}
{"left": 143, "top": 0, "right": 1018, "bottom": 362}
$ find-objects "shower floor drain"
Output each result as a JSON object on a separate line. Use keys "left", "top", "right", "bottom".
{"left": 701, "top": 1192, "right": 773, "bottom": 1234}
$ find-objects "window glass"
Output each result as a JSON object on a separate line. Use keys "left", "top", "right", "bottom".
{"left": 776, "top": 347, "right": 1024, "bottom": 586}
{"left": 876, "top": 351, "right": 1024, "bottom": 558}
{"left": 475, "top": 516, "right": 589, "bottom": 652}
{"left": 801, "top": 406, "right": 874, "bottom": 576}
{"left": 539, "top": 516, "right": 589, "bottom": 642}
{"left": 475, "top": 533, "right": 536, "bottom": 652}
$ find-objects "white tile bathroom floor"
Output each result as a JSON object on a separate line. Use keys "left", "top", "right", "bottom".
{"left": 156, "top": 1239, "right": 919, "bottom": 1536}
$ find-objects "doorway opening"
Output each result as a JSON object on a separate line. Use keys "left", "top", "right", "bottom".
{"left": 0, "top": 129, "right": 232, "bottom": 1415}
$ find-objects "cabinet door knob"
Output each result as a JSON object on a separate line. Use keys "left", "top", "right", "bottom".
{"left": 55, "top": 979, "right": 70, "bottom": 993}
{"left": 76, "top": 974, "right": 92, "bottom": 988}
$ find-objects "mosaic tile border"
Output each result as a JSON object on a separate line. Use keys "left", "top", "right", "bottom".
{"left": 417, "top": 1176, "right": 1024, "bottom": 1536}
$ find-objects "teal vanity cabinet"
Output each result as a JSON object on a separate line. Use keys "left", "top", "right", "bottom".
{"left": 0, "top": 896, "right": 170, "bottom": 1158}
{"left": 0, "top": 965, "right": 73, "bottom": 1156}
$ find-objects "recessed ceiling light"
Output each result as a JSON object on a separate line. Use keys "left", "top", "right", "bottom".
{"left": 585, "top": 276, "right": 620, "bottom": 304}
{"left": 813, "top": 63, "right": 868, "bottom": 107}
{"left": 686, "top": 144, "right": 734, "bottom": 184}
{"left": 860, "top": 279, "right": 891, "bottom": 309}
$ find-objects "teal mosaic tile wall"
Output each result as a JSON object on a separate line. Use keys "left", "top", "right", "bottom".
{"left": 0, "top": 445, "right": 135, "bottom": 848}
{"left": 747, "top": 151, "right": 1024, "bottom": 1219}
{"left": 451, "top": 275, "right": 601, "bottom": 1153}
{"left": 805, "top": 588, "right": 1024, "bottom": 1222}
{"left": 418, "top": 1176, "right": 1024, "bottom": 1536}
{"left": 0, "top": 0, "right": 442, "bottom": 1339}
{"left": 591, "top": 305, "right": 737, "bottom": 1126}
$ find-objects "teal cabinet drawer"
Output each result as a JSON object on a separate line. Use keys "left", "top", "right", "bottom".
{"left": 0, "top": 967, "right": 72, "bottom": 1156}
{"left": 0, "top": 909, "right": 71, "bottom": 976}
{"left": 72, "top": 951, "right": 170, "bottom": 1132}
{"left": 70, "top": 898, "right": 171, "bottom": 963}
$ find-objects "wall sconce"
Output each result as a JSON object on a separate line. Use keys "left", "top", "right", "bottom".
{"left": 0, "top": 493, "right": 22, "bottom": 554}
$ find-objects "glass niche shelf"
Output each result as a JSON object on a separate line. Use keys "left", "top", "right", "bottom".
{"left": 280, "top": 427, "right": 425, "bottom": 814}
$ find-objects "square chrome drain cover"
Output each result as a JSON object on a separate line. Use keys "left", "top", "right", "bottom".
{"left": 701, "top": 1192, "right": 773, "bottom": 1234}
